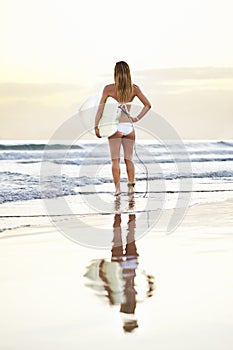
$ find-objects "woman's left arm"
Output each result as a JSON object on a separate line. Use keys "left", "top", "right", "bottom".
{"left": 94, "top": 86, "right": 109, "bottom": 137}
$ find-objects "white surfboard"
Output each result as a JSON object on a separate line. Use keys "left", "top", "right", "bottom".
{"left": 98, "top": 97, "right": 121, "bottom": 138}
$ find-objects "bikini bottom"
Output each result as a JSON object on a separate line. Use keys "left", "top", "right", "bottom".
{"left": 117, "top": 122, "right": 134, "bottom": 136}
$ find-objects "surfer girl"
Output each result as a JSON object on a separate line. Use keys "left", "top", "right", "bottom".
{"left": 94, "top": 61, "right": 151, "bottom": 196}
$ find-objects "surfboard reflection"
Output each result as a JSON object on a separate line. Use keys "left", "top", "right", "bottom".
{"left": 84, "top": 196, "right": 155, "bottom": 333}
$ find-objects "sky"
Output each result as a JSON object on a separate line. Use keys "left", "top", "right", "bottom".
{"left": 0, "top": 0, "right": 232, "bottom": 139}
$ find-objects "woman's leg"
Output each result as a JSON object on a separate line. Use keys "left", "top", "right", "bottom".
{"left": 122, "top": 130, "right": 135, "bottom": 193}
{"left": 108, "top": 131, "right": 122, "bottom": 195}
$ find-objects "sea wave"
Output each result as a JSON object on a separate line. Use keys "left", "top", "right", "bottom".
{"left": 1, "top": 140, "right": 233, "bottom": 205}
{"left": 0, "top": 143, "right": 83, "bottom": 151}
{"left": 0, "top": 168, "right": 233, "bottom": 204}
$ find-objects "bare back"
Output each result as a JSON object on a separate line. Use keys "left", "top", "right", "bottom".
{"left": 102, "top": 84, "right": 151, "bottom": 123}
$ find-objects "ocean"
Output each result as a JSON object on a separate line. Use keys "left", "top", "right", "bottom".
{"left": 1, "top": 139, "right": 233, "bottom": 235}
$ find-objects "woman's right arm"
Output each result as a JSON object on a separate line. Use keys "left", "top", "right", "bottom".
{"left": 132, "top": 85, "right": 151, "bottom": 122}
{"left": 94, "top": 86, "right": 109, "bottom": 138}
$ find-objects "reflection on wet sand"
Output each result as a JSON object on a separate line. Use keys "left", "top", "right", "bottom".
{"left": 84, "top": 196, "right": 155, "bottom": 333}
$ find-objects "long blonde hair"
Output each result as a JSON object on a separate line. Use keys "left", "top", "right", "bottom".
{"left": 114, "top": 61, "right": 133, "bottom": 103}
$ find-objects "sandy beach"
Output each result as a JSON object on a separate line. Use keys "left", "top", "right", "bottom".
{"left": 1, "top": 197, "right": 233, "bottom": 350}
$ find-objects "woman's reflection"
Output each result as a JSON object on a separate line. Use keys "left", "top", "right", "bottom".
{"left": 84, "top": 196, "right": 155, "bottom": 333}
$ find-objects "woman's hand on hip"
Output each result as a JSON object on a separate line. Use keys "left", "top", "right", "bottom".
{"left": 132, "top": 117, "right": 139, "bottom": 123}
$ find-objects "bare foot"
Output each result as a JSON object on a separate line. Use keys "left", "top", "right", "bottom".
{"left": 127, "top": 182, "right": 135, "bottom": 195}
{"left": 128, "top": 187, "right": 134, "bottom": 195}
{"left": 115, "top": 188, "right": 121, "bottom": 196}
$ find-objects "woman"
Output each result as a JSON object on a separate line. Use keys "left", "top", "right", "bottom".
{"left": 94, "top": 61, "right": 151, "bottom": 196}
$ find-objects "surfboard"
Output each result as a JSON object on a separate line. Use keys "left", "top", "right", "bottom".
{"left": 98, "top": 97, "right": 121, "bottom": 137}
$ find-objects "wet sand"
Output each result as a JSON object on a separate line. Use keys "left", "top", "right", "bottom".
{"left": 0, "top": 198, "right": 233, "bottom": 349}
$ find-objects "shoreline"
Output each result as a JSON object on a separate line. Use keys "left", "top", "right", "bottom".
{"left": 1, "top": 195, "right": 233, "bottom": 238}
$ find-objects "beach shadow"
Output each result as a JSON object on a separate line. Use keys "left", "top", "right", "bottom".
{"left": 84, "top": 196, "right": 155, "bottom": 333}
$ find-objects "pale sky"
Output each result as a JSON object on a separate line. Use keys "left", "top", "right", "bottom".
{"left": 0, "top": 0, "right": 233, "bottom": 139}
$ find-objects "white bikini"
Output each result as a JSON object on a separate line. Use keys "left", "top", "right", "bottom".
{"left": 117, "top": 122, "right": 134, "bottom": 136}
{"left": 117, "top": 104, "right": 134, "bottom": 136}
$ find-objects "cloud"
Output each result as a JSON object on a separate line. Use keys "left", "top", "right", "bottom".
{"left": 135, "top": 66, "right": 233, "bottom": 81}
{"left": 133, "top": 66, "right": 233, "bottom": 96}
{"left": 0, "top": 83, "right": 81, "bottom": 99}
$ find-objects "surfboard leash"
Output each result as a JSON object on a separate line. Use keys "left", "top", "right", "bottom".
{"left": 118, "top": 104, "right": 149, "bottom": 197}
